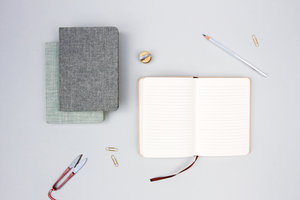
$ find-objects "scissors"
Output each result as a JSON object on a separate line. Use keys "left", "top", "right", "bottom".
{"left": 48, "top": 154, "right": 88, "bottom": 200}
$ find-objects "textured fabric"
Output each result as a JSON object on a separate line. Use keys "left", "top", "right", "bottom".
{"left": 46, "top": 42, "right": 104, "bottom": 124}
{"left": 59, "top": 27, "right": 119, "bottom": 112}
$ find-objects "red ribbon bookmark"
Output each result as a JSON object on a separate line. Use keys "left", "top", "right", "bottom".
{"left": 150, "top": 156, "right": 199, "bottom": 182}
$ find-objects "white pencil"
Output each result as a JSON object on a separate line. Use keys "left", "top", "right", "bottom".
{"left": 202, "top": 34, "right": 268, "bottom": 78}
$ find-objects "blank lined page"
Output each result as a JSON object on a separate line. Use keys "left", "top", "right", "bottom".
{"left": 196, "top": 78, "right": 250, "bottom": 156}
{"left": 139, "top": 77, "right": 196, "bottom": 157}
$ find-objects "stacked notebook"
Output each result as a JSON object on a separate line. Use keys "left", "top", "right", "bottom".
{"left": 45, "top": 27, "right": 119, "bottom": 124}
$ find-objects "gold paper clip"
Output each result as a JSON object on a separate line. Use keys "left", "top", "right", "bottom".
{"left": 111, "top": 155, "right": 119, "bottom": 167}
{"left": 105, "top": 147, "right": 118, "bottom": 152}
{"left": 252, "top": 34, "right": 259, "bottom": 47}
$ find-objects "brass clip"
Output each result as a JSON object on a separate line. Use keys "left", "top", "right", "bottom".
{"left": 105, "top": 147, "right": 118, "bottom": 152}
{"left": 111, "top": 155, "right": 119, "bottom": 167}
{"left": 252, "top": 34, "right": 259, "bottom": 47}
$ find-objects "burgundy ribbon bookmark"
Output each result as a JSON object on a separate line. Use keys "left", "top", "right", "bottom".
{"left": 150, "top": 156, "right": 199, "bottom": 182}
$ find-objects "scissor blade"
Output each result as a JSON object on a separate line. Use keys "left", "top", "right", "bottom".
{"left": 72, "top": 158, "right": 88, "bottom": 174}
{"left": 69, "top": 154, "right": 83, "bottom": 169}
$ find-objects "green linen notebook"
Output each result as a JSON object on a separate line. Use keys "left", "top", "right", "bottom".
{"left": 45, "top": 42, "right": 104, "bottom": 124}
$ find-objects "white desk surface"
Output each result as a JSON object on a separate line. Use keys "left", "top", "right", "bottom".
{"left": 0, "top": 0, "right": 300, "bottom": 199}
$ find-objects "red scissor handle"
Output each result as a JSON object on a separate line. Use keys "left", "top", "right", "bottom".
{"left": 48, "top": 189, "right": 55, "bottom": 200}
{"left": 52, "top": 167, "right": 76, "bottom": 190}
{"left": 48, "top": 167, "right": 75, "bottom": 200}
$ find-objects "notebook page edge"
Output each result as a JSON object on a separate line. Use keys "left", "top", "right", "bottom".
{"left": 196, "top": 77, "right": 251, "bottom": 156}
{"left": 138, "top": 76, "right": 196, "bottom": 158}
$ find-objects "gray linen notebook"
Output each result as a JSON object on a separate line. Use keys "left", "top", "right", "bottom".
{"left": 59, "top": 27, "right": 119, "bottom": 112}
{"left": 46, "top": 42, "right": 104, "bottom": 124}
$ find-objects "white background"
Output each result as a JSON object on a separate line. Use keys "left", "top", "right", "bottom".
{"left": 0, "top": 0, "right": 299, "bottom": 199}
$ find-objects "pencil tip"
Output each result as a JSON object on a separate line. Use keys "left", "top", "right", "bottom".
{"left": 202, "top": 34, "right": 206, "bottom": 37}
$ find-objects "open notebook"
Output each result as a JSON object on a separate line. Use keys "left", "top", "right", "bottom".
{"left": 138, "top": 77, "right": 251, "bottom": 158}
